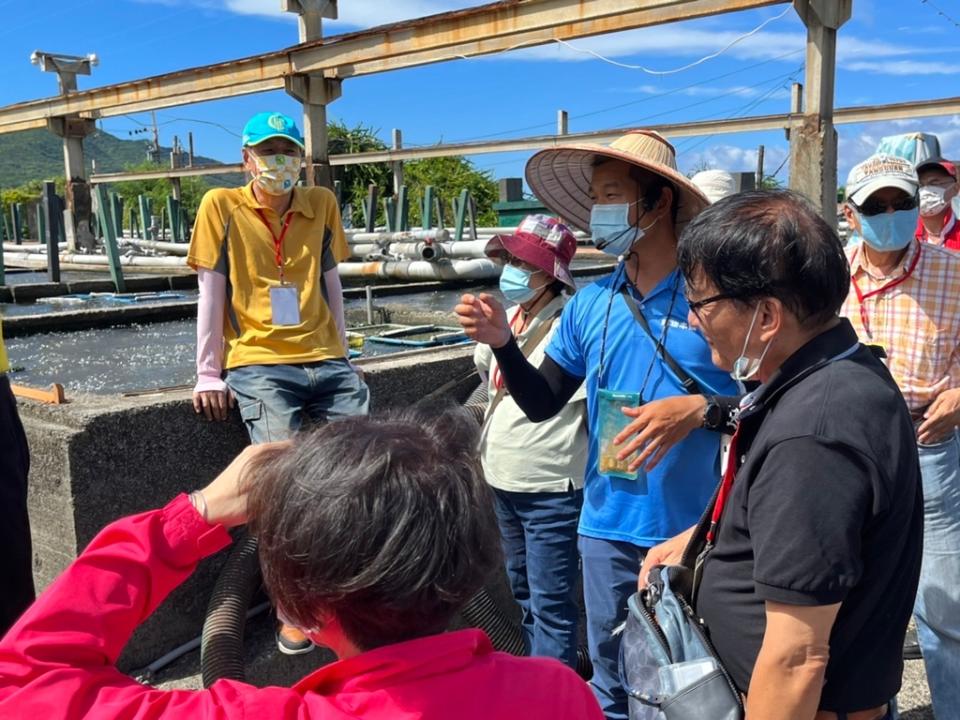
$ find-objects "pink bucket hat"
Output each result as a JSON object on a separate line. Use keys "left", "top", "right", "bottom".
{"left": 484, "top": 214, "right": 577, "bottom": 290}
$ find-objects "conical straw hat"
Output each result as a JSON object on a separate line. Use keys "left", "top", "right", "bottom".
{"left": 525, "top": 130, "right": 709, "bottom": 235}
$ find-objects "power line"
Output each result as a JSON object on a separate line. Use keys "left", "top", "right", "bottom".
{"left": 771, "top": 153, "right": 790, "bottom": 178}
{"left": 552, "top": 5, "right": 794, "bottom": 76}
{"left": 445, "top": 48, "right": 804, "bottom": 145}
{"left": 674, "top": 66, "right": 802, "bottom": 156}
{"left": 156, "top": 115, "right": 242, "bottom": 138}
{"left": 919, "top": 0, "right": 960, "bottom": 29}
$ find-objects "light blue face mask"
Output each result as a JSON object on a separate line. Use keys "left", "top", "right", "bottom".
{"left": 589, "top": 202, "right": 652, "bottom": 257}
{"left": 499, "top": 264, "right": 541, "bottom": 305}
{"left": 859, "top": 208, "right": 919, "bottom": 252}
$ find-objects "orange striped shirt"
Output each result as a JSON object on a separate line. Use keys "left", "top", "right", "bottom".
{"left": 840, "top": 239, "right": 960, "bottom": 413}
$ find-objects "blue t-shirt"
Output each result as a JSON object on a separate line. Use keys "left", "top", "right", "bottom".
{"left": 546, "top": 266, "right": 738, "bottom": 547}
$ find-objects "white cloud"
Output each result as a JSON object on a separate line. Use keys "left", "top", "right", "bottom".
{"left": 630, "top": 83, "right": 790, "bottom": 100}
{"left": 505, "top": 27, "right": 915, "bottom": 67}
{"left": 838, "top": 115, "right": 960, "bottom": 179}
{"left": 129, "top": 0, "right": 944, "bottom": 81}
{"left": 844, "top": 60, "right": 960, "bottom": 76}
{"left": 679, "top": 143, "right": 788, "bottom": 177}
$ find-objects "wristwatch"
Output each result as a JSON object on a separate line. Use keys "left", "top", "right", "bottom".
{"left": 701, "top": 395, "right": 727, "bottom": 431}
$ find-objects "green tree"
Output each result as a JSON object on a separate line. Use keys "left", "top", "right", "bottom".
{"left": 328, "top": 121, "right": 392, "bottom": 228}
{"left": 109, "top": 161, "right": 209, "bottom": 228}
{"left": 326, "top": 122, "right": 499, "bottom": 228}
{"left": 403, "top": 156, "right": 499, "bottom": 227}
{"left": 1, "top": 177, "right": 66, "bottom": 239}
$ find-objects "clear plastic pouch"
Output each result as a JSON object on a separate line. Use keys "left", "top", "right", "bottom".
{"left": 657, "top": 657, "right": 718, "bottom": 696}
{"left": 597, "top": 387, "right": 646, "bottom": 488}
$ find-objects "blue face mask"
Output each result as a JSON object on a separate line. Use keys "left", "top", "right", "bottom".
{"left": 590, "top": 202, "right": 658, "bottom": 257}
{"left": 499, "top": 264, "right": 541, "bottom": 305}
{"left": 859, "top": 208, "right": 919, "bottom": 252}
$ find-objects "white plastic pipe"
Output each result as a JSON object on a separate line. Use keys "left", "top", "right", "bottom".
{"left": 337, "top": 258, "right": 499, "bottom": 281}
{"left": 3, "top": 242, "right": 66, "bottom": 254}
{"left": 2, "top": 251, "right": 188, "bottom": 268}
{"left": 122, "top": 238, "right": 189, "bottom": 255}
{"left": 346, "top": 229, "right": 450, "bottom": 243}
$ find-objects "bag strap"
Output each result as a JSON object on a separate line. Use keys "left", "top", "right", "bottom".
{"left": 618, "top": 285, "right": 703, "bottom": 396}
{"left": 484, "top": 309, "right": 561, "bottom": 424}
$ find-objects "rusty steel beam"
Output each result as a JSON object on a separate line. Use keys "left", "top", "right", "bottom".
{"left": 88, "top": 94, "right": 960, "bottom": 185}
{"left": 0, "top": 0, "right": 786, "bottom": 131}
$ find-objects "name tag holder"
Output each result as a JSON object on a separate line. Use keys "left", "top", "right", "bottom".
{"left": 254, "top": 208, "right": 301, "bottom": 327}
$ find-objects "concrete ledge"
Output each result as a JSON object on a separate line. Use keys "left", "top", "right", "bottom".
{"left": 18, "top": 343, "right": 478, "bottom": 670}
{"left": 3, "top": 301, "right": 200, "bottom": 337}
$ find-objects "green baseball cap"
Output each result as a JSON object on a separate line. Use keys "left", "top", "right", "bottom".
{"left": 242, "top": 112, "right": 305, "bottom": 149}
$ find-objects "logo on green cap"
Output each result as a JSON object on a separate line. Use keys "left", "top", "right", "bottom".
{"left": 267, "top": 114, "right": 287, "bottom": 131}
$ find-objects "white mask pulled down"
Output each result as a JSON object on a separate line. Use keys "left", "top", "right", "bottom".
{"left": 731, "top": 304, "right": 773, "bottom": 392}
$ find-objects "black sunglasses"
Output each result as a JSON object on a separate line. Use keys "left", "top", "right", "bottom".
{"left": 853, "top": 195, "right": 919, "bottom": 217}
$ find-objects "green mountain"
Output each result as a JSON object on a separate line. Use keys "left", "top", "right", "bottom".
{"left": 0, "top": 128, "right": 239, "bottom": 187}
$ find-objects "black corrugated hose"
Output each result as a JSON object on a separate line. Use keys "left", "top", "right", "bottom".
{"left": 200, "top": 530, "right": 262, "bottom": 687}
{"left": 199, "top": 375, "right": 593, "bottom": 685}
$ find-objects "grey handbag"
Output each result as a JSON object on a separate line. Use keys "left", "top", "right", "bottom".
{"left": 619, "top": 565, "right": 743, "bottom": 720}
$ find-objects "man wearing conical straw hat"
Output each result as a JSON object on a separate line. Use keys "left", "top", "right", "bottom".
{"left": 457, "top": 130, "right": 739, "bottom": 718}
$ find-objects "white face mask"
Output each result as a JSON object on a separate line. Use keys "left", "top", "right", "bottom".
{"left": 919, "top": 185, "right": 949, "bottom": 217}
{"left": 731, "top": 303, "right": 773, "bottom": 386}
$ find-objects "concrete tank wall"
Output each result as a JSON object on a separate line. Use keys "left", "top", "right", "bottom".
{"left": 17, "top": 344, "right": 480, "bottom": 670}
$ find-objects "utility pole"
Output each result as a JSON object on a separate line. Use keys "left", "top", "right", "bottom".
{"left": 282, "top": 0, "right": 341, "bottom": 189}
{"left": 31, "top": 50, "right": 98, "bottom": 251}
{"left": 756, "top": 144, "right": 765, "bottom": 189}
{"left": 392, "top": 128, "right": 403, "bottom": 195}
{"left": 150, "top": 111, "right": 161, "bottom": 163}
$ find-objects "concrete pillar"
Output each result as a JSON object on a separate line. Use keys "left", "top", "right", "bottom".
{"left": 284, "top": 74, "right": 342, "bottom": 190}
{"left": 788, "top": 0, "right": 852, "bottom": 228}
{"left": 170, "top": 177, "right": 182, "bottom": 201}
{"left": 557, "top": 110, "right": 569, "bottom": 136}
{"left": 283, "top": 0, "right": 340, "bottom": 190}
{"left": 47, "top": 115, "right": 96, "bottom": 252}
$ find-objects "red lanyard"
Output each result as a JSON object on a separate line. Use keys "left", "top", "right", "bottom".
{"left": 849, "top": 244, "right": 920, "bottom": 339}
{"left": 706, "top": 429, "right": 739, "bottom": 545}
{"left": 492, "top": 308, "right": 526, "bottom": 390}
{"left": 254, "top": 208, "right": 294, "bottom": 282}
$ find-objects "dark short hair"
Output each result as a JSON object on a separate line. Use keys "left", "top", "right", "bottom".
{"left": 677, "top": 189, "right": 849, "bottom": 325}
{"left": 591, "top": 156, "right": 680, "bottom": 224}
{"left": 246, "top": 405, "right": 500, "bottom": 651}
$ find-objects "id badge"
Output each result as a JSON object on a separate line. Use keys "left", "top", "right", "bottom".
{"left": 270, "top": 284, "right": 301, "bottom": 326}
{"left": 597, "top": 387, "right": 647, "bottom": 489}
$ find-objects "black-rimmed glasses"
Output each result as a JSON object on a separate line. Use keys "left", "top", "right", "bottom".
{"left": 686, "top": 292, "right": 741, "bottom": 321}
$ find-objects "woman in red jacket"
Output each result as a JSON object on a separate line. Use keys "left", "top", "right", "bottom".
{"left": 0, "top": 405, "right": 602, "bottom": 720}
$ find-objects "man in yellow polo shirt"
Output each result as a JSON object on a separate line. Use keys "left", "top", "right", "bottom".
{"left": 0, "top": 321, "right": 35, "bottom": 635}
{"left": 188, "top": 112, "right": 369, "bottom": 654}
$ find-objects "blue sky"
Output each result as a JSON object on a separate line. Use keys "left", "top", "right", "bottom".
{"left": 1, "top": 0, "right": 958, "bottom": 188}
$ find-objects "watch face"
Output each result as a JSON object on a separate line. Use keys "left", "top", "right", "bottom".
{"left": 705, "top": 402, "right": 724, "bottom": 428}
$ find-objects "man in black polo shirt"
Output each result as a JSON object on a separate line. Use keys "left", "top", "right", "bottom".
{"left": 641, "top": 190, "right": 922, "bottom": 720}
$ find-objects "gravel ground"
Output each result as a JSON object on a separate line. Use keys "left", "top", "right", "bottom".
{"left": 151, "top": 612, "right": 934, "bottom": 717}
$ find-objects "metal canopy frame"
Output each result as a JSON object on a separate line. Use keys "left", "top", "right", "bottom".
{"left": 0, "top": 0, "right": 787, "bottom": 132}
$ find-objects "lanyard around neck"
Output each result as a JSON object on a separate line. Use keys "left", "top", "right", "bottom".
{"left": 254, "top": 208, "right": 295, "bottom": 282}
{"left": 849, "top": 244, "right": 920, "bottom": 339}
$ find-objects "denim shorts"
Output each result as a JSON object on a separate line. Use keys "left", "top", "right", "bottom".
{"left": 226, "top": 359, "right": 369, "bottom": 444}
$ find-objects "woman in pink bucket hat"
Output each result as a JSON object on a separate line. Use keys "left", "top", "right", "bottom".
{"left": 473, "top": 214, "right": 588, "bottom": 671}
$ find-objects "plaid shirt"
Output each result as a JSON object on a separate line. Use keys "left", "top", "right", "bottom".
{"left": 840, "top": 239, "right": 960, "bottom": 413}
